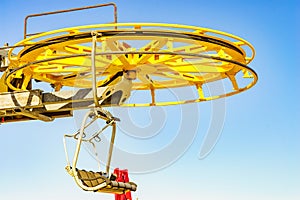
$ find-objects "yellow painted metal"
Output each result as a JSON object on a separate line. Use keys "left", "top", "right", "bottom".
{"left": 0, "top": 72, "right": 8, "bottom": 92}
{"left": 3, "top": 23, "right": 257, "bottom": 106}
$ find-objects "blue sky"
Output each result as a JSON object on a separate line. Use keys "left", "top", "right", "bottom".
{"left": 0, "top": 0, "right": 299, "bottom": 200}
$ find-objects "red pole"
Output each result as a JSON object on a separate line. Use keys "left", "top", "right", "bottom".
{"left": 114, "top": 168, "right": 133, "bottom": 200}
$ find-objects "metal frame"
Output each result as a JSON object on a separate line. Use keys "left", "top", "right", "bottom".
{"left": 63, "top": 108, "right": 117, "bottom": 191}
{"left": 4, "top": 51, "right": 257, "bottom": 105}
{"left": 3, "top": 23, "right": 257, "bottom": 107}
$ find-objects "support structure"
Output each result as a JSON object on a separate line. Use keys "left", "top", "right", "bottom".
{"left": 0, "top": 73, "right": 132, "bottom": 123}
{"left": 114, "top": 168, "right": 134, "bottom": 200}
{"left": 0, "top": 2, "right": 258, "bottom": 199}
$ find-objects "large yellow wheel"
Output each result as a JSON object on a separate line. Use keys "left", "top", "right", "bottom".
{"left": 6, "top": 23, "right": 257, "bottom": 106}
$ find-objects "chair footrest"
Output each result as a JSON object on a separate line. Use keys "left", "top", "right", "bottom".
{"left": 76, "top": 168, "right": 137, "bottom": 194}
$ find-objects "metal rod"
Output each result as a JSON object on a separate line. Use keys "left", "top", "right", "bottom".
{"left": 17, "top": 108, "right": 53, "bottom": 122}
{"left": 63, "top": 135, "right": 71, "bottom": 166}
{"left": 24, "top": 3, "right": 117, "bottom": 39}
{"left": 72, "top": 110, "right": 93, "bottom": 174}
{"left": 106, "top": 122, "right": 116, "bottom": 174}
{"left": 91, "top": 32, "right": 100, "bottom": 107}
{"left": 150, "top": 86, "right": 155, "bottom": 106}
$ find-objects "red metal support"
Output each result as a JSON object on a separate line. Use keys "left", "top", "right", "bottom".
{"left": 114, "top": 168, "right": 133, "bottom": 200}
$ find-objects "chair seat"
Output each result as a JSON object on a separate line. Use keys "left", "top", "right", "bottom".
{"left": 76, "top": 169, "right": 137, "bottom": 194}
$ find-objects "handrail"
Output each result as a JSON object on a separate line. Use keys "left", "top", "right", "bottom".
{"left": 24, "top": 2, "right": 117, "bottom": 39}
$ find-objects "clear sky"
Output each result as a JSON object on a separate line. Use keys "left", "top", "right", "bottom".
{"left": 0, "top": 0, "right": 299, "bottom": 200}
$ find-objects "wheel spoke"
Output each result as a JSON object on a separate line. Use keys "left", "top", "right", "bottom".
{"left": 137, "top": 39, "right": 168, "bottom": 64}
{"left": 137, "top": 73, "right": 155, "bottom": 85}
{"left": 106, "top": 40, "right": 131, "bottom": 66}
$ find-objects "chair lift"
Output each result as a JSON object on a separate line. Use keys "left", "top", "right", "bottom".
{"left": 63, "top": 108, "right": 137, "bottom": 195}
{"left": 63, "top": 32, "right": 137, "bottom": 197}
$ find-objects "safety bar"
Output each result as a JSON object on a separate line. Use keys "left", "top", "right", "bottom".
{"left": 24, "top": 2, "right": 118, "bottom": 38}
